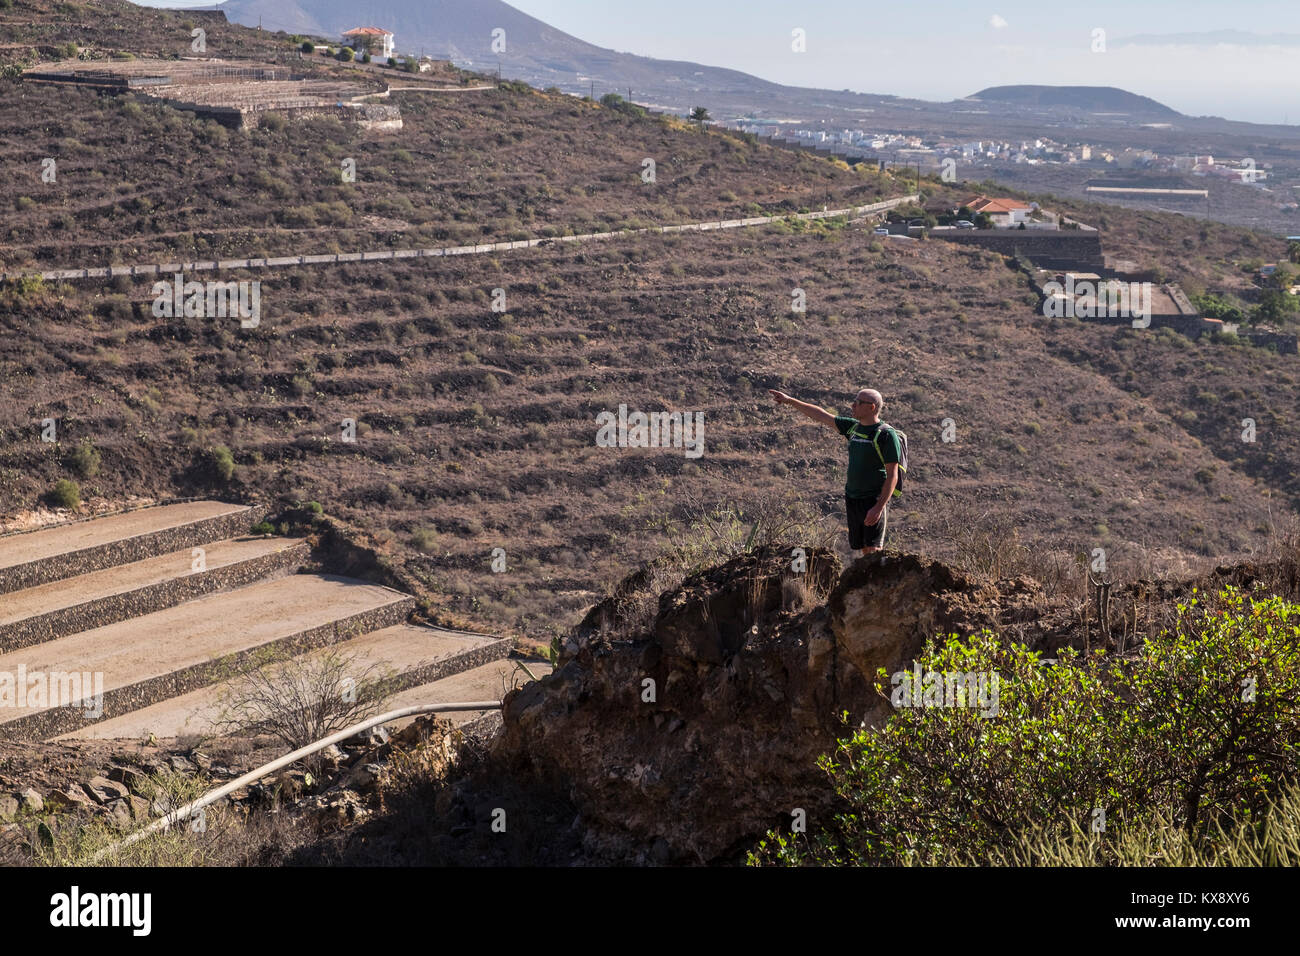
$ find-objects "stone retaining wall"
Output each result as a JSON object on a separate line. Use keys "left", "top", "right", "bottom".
{"left": 0, "top": 540, "right": 309, "bottom": 652}
{"left": 1, "top": 593, "right": 417, "bottom": 741}
{"left": 390, "top": 637, "right": 512, "bottom": 694}
{"left": 0, "top": 503, "right": 265, "bottom": 596}
{"left": 931, "top": 228, "right": 1106, "bottom": 269}
{"left": 1243, "top": 329, "right": 1300, "bottom": 354}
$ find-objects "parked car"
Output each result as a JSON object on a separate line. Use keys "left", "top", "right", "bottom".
{"left": 955, "top": 220, "right": 976, "bottom": 229}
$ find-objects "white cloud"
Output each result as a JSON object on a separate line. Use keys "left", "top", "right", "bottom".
{"left": 990, "top": 14, "right": 1009, "bottom": 29}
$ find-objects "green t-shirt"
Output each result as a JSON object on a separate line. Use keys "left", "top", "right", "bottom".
{"left": 835, "top": 416, "right": 901, "bottom": 500}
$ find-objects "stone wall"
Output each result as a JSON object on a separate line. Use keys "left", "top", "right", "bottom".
{"left": 0, "top": 540, "right": 309, "bottom": 652}
{"left": 1243, "top": 329, "right": 1300, "bottom": 354}
{"left": 931, "top": 229, "right": 1106, "bottom": 269}
{"left": 0, "top": 503, "right": 265, "bottom": 596}
{"left": 160, "top": 101, "right": 402, "bottom": 131}
{"left": 1, "top": 594, "right": 416, "bottom": 742}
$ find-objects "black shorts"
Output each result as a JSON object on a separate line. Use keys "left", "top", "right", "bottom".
{"left": 846, "top": 495, "right": 888, "bottom": 550}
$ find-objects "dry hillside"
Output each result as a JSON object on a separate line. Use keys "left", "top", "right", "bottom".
{"left": 0, "top": 0, "right": 1296, "bottom": 643}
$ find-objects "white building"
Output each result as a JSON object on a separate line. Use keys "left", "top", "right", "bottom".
{"left": 341, "top": 27, "right": 395, "bottom": 59}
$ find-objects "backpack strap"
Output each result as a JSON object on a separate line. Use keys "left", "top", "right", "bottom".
{"left": 870, "top": 423, "right": 894, "bottom": 464}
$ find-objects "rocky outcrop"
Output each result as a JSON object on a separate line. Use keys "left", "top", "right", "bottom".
{"left": 494, "top": 548, "right": 1031, "bottom": 864}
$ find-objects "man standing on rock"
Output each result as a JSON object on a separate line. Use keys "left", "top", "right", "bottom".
{"left": 768, "top": 387, "right": 901, "bottom": 556}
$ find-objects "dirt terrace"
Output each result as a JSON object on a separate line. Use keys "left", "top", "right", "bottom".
{"left": 23, "top": 57, "right": 383, "bottom": 111}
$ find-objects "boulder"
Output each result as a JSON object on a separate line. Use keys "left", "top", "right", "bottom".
{"left": 46, "top": 787, "right": 94, "bottom": 812}
{"left": 108, "top": 766, "right": 148, "bottom": 794}
{"left": 16, "top": 788, "right": 43, "bottom": 814}
{"left": 106, "top": 800, "right": 133, "bottom": 828}
{"left": 126, "top": 795, "right": 152, "bottom": 821}
{"left": 343, "top": 762, "right": 386, "bottom": 793}
{"left": 167, "top": 755, "right": 195, "bottom": 774}
{"left": 82, "top": 777, "right": 130, "bottom": 804}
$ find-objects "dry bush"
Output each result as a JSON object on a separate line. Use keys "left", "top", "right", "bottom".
{"left": 213, "top": 645, "right": 403, "bottom": 769}
{"left": 926, "top": 498, "right": 1043, "bottom": 582}
{"left": 653, "top": 485, "right": 839, "bottom": 577}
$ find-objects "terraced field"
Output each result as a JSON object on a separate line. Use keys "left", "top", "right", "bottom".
{"left": 1, "top": 0, "right": 1296, "bottom": 646}
{"left": 0, "top": 502, "right": 533, "bottom": 742}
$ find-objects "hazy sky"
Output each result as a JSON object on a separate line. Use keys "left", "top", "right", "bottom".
{"left": 136, "top": 1, "right": 1300, "bottom": 124}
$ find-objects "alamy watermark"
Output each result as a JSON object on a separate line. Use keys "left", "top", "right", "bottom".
{"left": 595, "top": 404, "right": 704, "bottom": 458}
{"left": 50, "top": 886, "right": 151, "bottom": 936}
{"left": 0, "top": 665, "right": 104, "bottom": 719}
{"left": 151, "top": 273, "right": 261, "bottom": 328}
{"left": 1041, "top": 276, "right": 1151, "bottom": 325}
{"left": 890, "top": 663, "right": 1000, "bottom": 717}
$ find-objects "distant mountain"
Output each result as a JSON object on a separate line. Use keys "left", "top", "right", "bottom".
{"left": 1116, "top": 30, "right": 1300, "bottom": 48}
{"left": 217, "top": 0, "right": 787, "bottom": 102}
{"left": 967, "top": 85, "right": 1180, "bottom": 117}
{"left": 213, "top": 2, "right": 1261, "bottom": 134}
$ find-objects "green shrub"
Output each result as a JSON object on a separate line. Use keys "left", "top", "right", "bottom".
{"left": 210, "top": 445, "right": 235, "bottom": 482}
{"left": 598, "top": 93, "right": 647, "bottom": 119}
{"left": 49, "top": 479, "right": 80, "bottom": 509}
{"left": 410, "top": 527, "right": 439, "bottom": 553}
{"left": 250, "top": 521, "right": 275, "bottom": 535}
{"left": 300, "top": 41, "right": 315, "bottom": 54}
{"left": 1192, "top": 292, "right": 1248, "bottom": 324}
{"left": 337, "top": 46, "right": 355, "bottom": 62}
{"left": 68, "top": 442, "right": 100, "bottom": 479}
{"left": 751, "top": 587, "right": 1300, "bottom": 866}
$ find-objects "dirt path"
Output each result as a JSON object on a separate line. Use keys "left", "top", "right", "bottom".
{"left": 0, "top": 195, "right": 919, "bottom": 283}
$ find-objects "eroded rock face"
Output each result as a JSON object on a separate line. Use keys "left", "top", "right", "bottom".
{"left": 494, "top": 548, "right": 1012, "bottom": 864}
{"left": 825, "top": 552, "right": 1020, "bottom": 718}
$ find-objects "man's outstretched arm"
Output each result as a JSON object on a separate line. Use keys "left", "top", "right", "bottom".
{"left": 768, "top": 390, "right": 837, "bottom": 428}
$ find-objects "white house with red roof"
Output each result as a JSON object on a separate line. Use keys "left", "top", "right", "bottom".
{"left": 961, "top": 194, "right": 1034, "bottom": 227}
{"left": 342, "top": 27, "right": 395, "bottom": 59}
